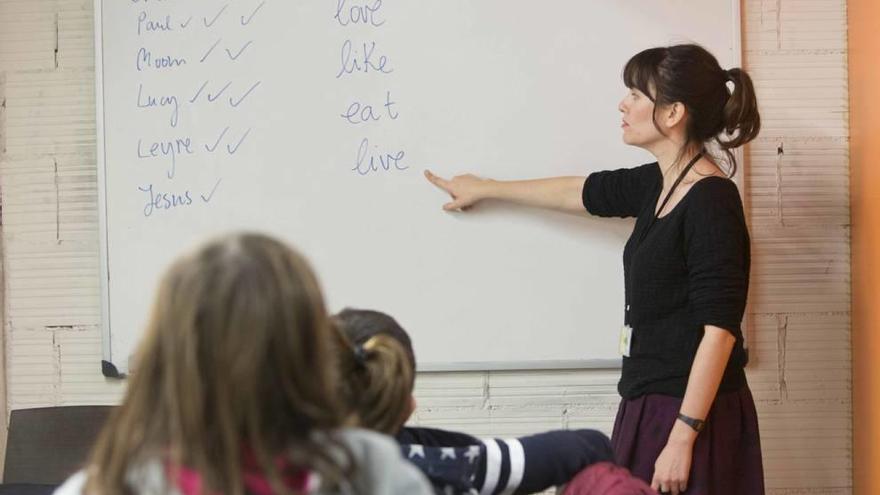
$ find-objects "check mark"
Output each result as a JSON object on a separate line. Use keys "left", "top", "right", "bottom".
{"left": 200, "top": 38, "right": 222, "bottom": 62}
{"left": 204, "top": 126, "right": 230, "bottom": 152}
{"left": 241, "top": 1, "right": 266, "bottom": 25}
{"left": 180, "top": 16, "right": 193, "bottom": 28}
{"left": 189, "top": 80, "right": 209, "bottom": 103}
{"left": 207, "top": 81, "right": 232, "bottom": 102}
{"left": 229, "top": 81, "right": 261, "bottom": 107}
{"left": 203, "top": 4, "right": 228, "bottom": 27}
{"left": 225, "top": 41, "right": 253, "bottom": 61}
{"left": 227, "top": 128, "right": 252, "bottom": 154}
{"left": 200, "top": 179, "right": 222, "bottom": 202}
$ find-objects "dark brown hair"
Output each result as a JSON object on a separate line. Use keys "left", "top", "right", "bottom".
{"left": 332, "top": 309, "right": 416, "bottom": 435}
{"left": 623, "top": 44, "right": 761, "bottom": 176}
{"left": 85, "top": 233, "right": 351, "bottom": 495}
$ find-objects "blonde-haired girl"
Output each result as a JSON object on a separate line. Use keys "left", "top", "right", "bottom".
{"left": 55, "top": 234, "right": 431, "bottom": 495}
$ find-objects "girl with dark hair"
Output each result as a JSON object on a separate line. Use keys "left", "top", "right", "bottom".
{"left": 425, "top": 44, "right": 764, "bottom": 495}
{"left": 54, "top": 234, "right": 432, "bottom": 495}
{"left": 332, "top": 308, "right": 655, "bottom": 495}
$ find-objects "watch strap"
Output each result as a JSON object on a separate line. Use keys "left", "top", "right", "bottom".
{"left": 677, "top": 412, "right": 706, "bottom": 432}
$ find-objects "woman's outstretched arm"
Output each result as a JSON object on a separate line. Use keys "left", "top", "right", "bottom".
{"left": 425, "top": 170, "right": 587, "bottom": 214}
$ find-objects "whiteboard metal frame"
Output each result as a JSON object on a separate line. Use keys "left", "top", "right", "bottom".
{"left": 94, "top": 0, "right": 117, "bottom": 375}
{"left": 93, "top": 0, "right": 744, "bottom": 374}
{"left": 419, "top": 359, "right": 622, "bottom": 373}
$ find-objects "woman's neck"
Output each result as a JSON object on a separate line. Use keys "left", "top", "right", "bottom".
{"left": 652, "top": 141, "right": 702, "bottom": 186}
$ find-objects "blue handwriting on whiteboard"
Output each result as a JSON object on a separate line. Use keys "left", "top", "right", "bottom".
{"left": 137, "top": 47, "right": 187, "bottom": 71}
{"left": 137, "top": 11, "right": 173, "bottom": 35}
{"left": 200, "top": 178, "right": 222, "bottom": 202}
{"left": 137, "top": 136, "right": 193, "bottom": 179}
{"left": 241, "top": 1, "right": 266, "bottom": 25}
{"left": 203, "top": 4, "right": 228, "bottom": 27}
{"left": 137, "top": 83, "right": 180, "bottom": 128}
{"left": 334, "top": 0, "right": 385, "bottom": 27}
{"left": 336, "top": 40, "right": 393, "bottom": 78}
{"left": 207, "top": 81, "right": 232, "bottom": 102}
{"left": 227, "top": 128, "right": 251, "bottom": 154}
{"left": 341, "top": 90, "right": 399, "bottom": 124}
{"left": 229, "top": 81, "right": 261, "bottom": 107}
{"left": 204, "top": 127, "right": 230, "bottom": 152}
{"left": 225, "top": 41, "right": 253, "bottom": 61}
{"left": 200, "top": 38, "right": 222, "bottom": 63}
{"left": 352, "top": 137, "right": 406, "bottom": 175}
{"left": 189, "top": 80, "right": 209, "bottom": 103}
{"left": 138, "top": 183, "right": 193, "bottom": 217}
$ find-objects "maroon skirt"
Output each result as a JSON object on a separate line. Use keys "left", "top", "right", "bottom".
{"left": 611, "top": 386, "right": 764, "bottom": 495}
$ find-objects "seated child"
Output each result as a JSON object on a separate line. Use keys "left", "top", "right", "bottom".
{"left": 333, "top": 308, "right": 628, "bottom": 495}
{"left": 55, "top": 234, "right": 432, "bottom": 495}
{"left": 561, "top": 462, "right": 656, "bottom": 495}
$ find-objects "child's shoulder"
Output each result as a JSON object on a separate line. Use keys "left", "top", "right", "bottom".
{"left": 54, "top": 471, "right": 88, "bottom": 495}
{"left": 325, "top": 428, "right": 434, "bottom": 495}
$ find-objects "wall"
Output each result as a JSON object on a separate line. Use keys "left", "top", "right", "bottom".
{"left": 0, "top": 0, "right": 851, "bottom": 492}
{"left": 848, "top": 0, "right": 879, "bottom": 492}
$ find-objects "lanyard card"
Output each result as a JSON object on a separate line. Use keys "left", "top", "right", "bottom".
{"left": 619, "top": 325, "right": 633, "bottom": 357}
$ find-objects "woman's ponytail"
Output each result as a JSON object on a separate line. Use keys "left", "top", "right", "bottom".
{"left": 721, "top": 68, "right": 761, "bottom": 148}
{"left": 623, "top": 45, "right": 762, "bottom": 177}
{"left": 717, "top": 67, "right": 761, "bottom": 175}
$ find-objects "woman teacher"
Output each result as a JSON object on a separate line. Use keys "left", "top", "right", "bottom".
{"left": 425, "top": 44, "right": 764, "bottom": 495}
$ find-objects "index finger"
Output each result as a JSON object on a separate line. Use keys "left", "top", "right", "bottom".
{"left": 424, "top": 170, "right": 452, "bottom": 193}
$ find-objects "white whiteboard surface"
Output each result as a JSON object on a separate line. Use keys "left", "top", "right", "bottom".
{"left": 95, "top": 0, "right": 740, "bottom": 374}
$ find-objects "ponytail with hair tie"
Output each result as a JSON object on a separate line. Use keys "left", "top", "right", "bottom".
{"left": 338, "top": 333, "right": 415, "bottom": 434}
{"left": 622, "top": 44, "right": 761, "bottom": 177}
{"left": 352, "top": 343, "right": 368, "bottom": 367}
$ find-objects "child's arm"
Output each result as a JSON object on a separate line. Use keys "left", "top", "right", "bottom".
{"left": 398, "top": 428, "right": 614, "bottom": 494}
{"left": 514, "top": 429, "right": 614, "bottom": 494}
{"left": 397, "top": 426, "right": 480, "bottom": 447}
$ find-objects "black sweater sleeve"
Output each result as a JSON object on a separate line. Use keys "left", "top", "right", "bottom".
{"left": 683, "top": 178, "right": 750, "bottom": 335}
{"left": 582, "top": 163, "right": 657, "bottom": 218}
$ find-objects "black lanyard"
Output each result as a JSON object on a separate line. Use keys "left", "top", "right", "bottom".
{"left": 625, "top": 151, "right": 702, "bottom": 325}
{"left": 635, "top": 151, "right": 703, "bottom": 247}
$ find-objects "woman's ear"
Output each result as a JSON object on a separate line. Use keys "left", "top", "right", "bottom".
{"left": 663, "top": 102, "right": 687, "bottom": 128}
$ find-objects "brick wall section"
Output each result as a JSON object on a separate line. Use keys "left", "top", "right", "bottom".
{"left": 0, "top": 1, "right": 851, "bottom": 492}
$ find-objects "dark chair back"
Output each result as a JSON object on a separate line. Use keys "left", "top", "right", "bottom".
{"left": 0, "top": 484, "right": 57, "bottom": 495}
{"left": 3, "top": 406, "right": 114, "bottom": 484}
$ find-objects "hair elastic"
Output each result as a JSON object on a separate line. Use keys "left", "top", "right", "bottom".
{"left": 353, "top": 344, "right": 368, "bottom": 367}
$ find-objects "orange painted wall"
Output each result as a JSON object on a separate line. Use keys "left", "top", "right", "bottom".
{"left": 849, "top": 0, "right": 880, "bottom": 493}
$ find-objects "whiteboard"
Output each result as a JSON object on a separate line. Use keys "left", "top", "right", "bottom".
{"left": 95, "top": 0, "right": 741, "bottom": 374}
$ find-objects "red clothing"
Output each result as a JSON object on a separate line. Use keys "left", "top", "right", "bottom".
{"left": 168, "top": 450, "right": 315, "bottom": 495}
{"left": 562, "top": 462, "right": 656, "bottom": 495}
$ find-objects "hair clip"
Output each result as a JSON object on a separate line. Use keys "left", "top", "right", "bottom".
{"left": 353, "top": 344, "right": 368, "bottom": 367}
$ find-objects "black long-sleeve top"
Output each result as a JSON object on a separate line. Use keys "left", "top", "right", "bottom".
{"left": 397, "top": 426, "right": 613, "bottom": 495}
{"left": 582, "top": 163, "right": 750, "bottom": 399}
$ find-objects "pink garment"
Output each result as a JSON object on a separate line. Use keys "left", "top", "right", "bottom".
{"left": 168, "top": 449, "right": 315, "bottom": 495}
{"left": 562, "top": 462, "right": 657, "bottom": 495}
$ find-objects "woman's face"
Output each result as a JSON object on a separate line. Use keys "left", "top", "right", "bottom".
{"left": 618, "top": 88, "right": 663, "bottom": 148}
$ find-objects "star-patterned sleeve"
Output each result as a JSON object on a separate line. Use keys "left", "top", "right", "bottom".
{"left": 399, "top": 428, "right": 613, "bottom": 495}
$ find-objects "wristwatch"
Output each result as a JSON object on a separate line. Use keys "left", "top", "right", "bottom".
{"left": 676, "top": 412, "right": 706, "bottom": 432}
